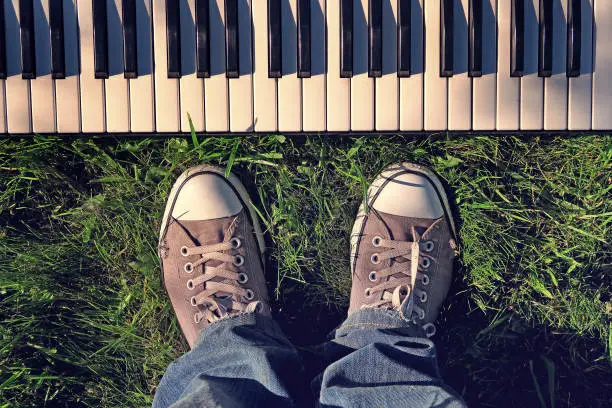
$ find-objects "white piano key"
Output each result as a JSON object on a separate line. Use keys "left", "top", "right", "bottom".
{"left": 351, "top": 0, "right": 373, "bottom": 131}
{"left": 5, "top": 0, "right": 31, "bottom": 133}
{"left": 252, "top": 0, "right": 277, "bottom": 131}
{"left": 78, "top": 0, "right": 105, "bottom": 132}
{"left": 568, "top": 0, "right": 593, "bottom": 130}
{"left": 153, "top": 0, "right": 179, "bottom": 132}
{"left": 55, "top": 0, "right": 81, "bottom": 133}
{"left": 472, "top": 0, "right": 496, "bottom": 130}
{"left": 106, "top": 0, "right": 129, "bottom": 132}
{"left": 278, "top": 0, "right": 301, "bottom": 131}
{"left": 544, "top": 0, "right": 568, "bottom": 130}
{"left": 31, "top": 0, "right": 56, "bottom": 133}
{"left": 399, "top": 0, "right": 423, "bottom": 131}
{"left": 129, "top": 0, "right": 154, "bottom": 132}
{"left": 592, "top": 0, "right": 612, "bottom": 129}
{"left": 375, "top": 0, "right": 398, "bottom": 131}
{"left": 0, "top": 80, "right": 6, "bottom": 132}
{"left": 520, "top": 0, "right": 543, "bottom": 130}
{"left": 180, "top": 0, "right": 204, "bottom": 132}
{"left": 229, "top": 0, "right": 253, "bottom": 131}
{"left": 448, "top": 0, "right": 471, "bottom": 130}
{"left": 424, "top": 0, "right": 447, "bottom": 130}
{"left": 205, "top": 0, "right": 229, "bottom": 132}
{"left": 326, "top": 0, "right": 350, "bottom": 131}
{"left": 496, "top": 0, "right": 519, "bottom": 130}
{"left": 302, "top": 0, "right": 326, "bottom": 132}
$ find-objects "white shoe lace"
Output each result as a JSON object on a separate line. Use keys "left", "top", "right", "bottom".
{"left": 180, "top": 233, "right": 261, "bottom": 324}
{"left": 362, "top": 219, "right": 441, "bottom": 337}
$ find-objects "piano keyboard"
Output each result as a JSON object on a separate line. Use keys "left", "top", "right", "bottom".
{"left": 0, "top": 0, "right": 611, "bottom": 135}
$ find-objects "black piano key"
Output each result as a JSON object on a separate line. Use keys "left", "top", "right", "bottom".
{"left": 166, "top": 0, "right": 180, "bottom": 78}
{"left": 0, "top": 0, "right": 7, "bottom": 79}
{"left": 196, "top": 0, "right": 210, "bottom": 78}
{"left": 123, "top": 0, "right": 137, "bottom": 79}
{"left": 567, "top": 0, "right": 581, "bottom": 77}
{"left": 368, "top": 0, "right": 382, "bottom": 78}
{"left": 510, "top": 0, "right": 524, "bottom": 77}
{"left": 225, "top": 0, "right": 239, "bottom": 78}
{"left": 49, "top": 0, "right": 65, "bottom": 79}
{"left": 92, "top": 0, "right": 108, "bottom": 79}
{"left": 268, "top": 0, "right": 282, "bottom": 78}
{"left": 19, "top": 0, "right": 35, "bottom": 79}
{"left": 397, "top": 0, "right": 411, "bottom": 77}
{"left": 340, "top": 0, "right": 352, "bottom": 78}
{"left": 538, "top": 0, "right": 552, "bottom": 77}
{"left": 468, "top": 0, "right": 482, "bottom": 77}
{"left": 440, "top": 0, "right": 453, "bottom": 77}
{"left": 297, "top": 0, "right": 311, "bottom": 78}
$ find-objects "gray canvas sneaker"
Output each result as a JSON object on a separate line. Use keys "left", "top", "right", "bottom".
{"left": 158, "top": 165, "right": 270, "bottom": 348}
{"left": 349, "top": 162, "right": 459, "bottom": 337}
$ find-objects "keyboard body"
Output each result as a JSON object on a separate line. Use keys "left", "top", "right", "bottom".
{"left": 0, "top": 0, "right": 610, "bottom": 135}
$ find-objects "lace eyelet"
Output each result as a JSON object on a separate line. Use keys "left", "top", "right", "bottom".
{"left": 420, "top": 292, "right": 428, "bottom": 303}
{"left": 418, "top": 309, "right": 426, "bottom": 319}
{"left": 245, "top": 289, "right": 255, "bottom": 300}
{"left": 423, "top": 323, "right": 436, "bottom": 337}
{"left": 233, "top": 255, "right": 245, "bottom": 267}
{"left": 180, "top": 246, "right": 189, "bottom": 256}
{"left": 368, "top": 271, "right": 377, "bottom": 282}
{"left": 190, "top": 296, "right": 198, "bottom": 306}
{"left": 184, "top": 262, "right": 194, "bottom": 273}
{"left": 370, "top": 253, "right": 380, "bottom": 264}
{"left": 193, "top": 314, "right": 201, "bottom": 324}
{"left": 423, "top": 240, "right": 435, "bottom": 253}
{"left": 422, "top": 257, "right": 431, "bottom": 269}
{"left": 422, "top": 274, "right": 430, "bottom": 286}
{"left": 230, "top": 237, "right": 242, "bottom": 249}
{"left": 399, "top": 287, "right": 409, "bottom": 297}
{"left": 238, "top": 273, "right": 249, "bottom": 284}
{"left": 364, "top": 288, "right": 372, "bottom": 297}
{"left": 186, "top": 280, "right": 195, "bottom": 290}
{"left": 371, "top": 236, "right": 382, "bottom": 247}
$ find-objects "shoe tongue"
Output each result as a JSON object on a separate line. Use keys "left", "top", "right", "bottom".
{"left": 214, "top": 295, "right": 234, "bottom": 315}
{"left": 371, "top": 211, "right": 425, "bottom": 307}
{"left": 176, "top": 217, "right": 232, "bottom": 270}
{"left": 175, "top": 216, "right": 242, "bottom": 305}
{"left": 176, "top": 218, "right": 235, "bottom": 246}
{"left": 374, "top": 211, "right": 436, "bottom": 241}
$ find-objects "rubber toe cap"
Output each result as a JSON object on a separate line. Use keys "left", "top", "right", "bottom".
{"left": 372, "top": 172, "right": 444, "bottom": 219}
{"left": 171, "top": 174, "right": 243, "bottom": 220}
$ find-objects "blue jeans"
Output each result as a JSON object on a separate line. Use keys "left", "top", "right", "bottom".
{"left": 153, "top": 308, "right": 466, "bottom": 407}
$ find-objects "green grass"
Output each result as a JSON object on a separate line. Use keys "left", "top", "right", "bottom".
{"left": 0, "top": 134, "right": 610, "bottom": 407}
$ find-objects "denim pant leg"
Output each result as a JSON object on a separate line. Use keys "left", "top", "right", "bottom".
{"left": 316, "top": 308, "right": 466, "bottom": 408}
{"left": 153, "top": 312, "right": 307, "bottom": 408}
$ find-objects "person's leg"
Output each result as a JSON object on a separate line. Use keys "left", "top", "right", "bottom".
{"left": 153, "top": 166, "right": 306, "bottom": 408}
{"left": 316, "top": 162, "right": 466, "bottom": 407}
{"left": 154, "top": 312, "right": 305, "bottom": 408}
{"left": 317, "top": 309, "right": 464, "bottom": 407}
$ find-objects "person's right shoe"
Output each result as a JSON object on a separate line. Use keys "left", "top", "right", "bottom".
{"left": 349, "top": 162, "right": 459, "bottom": 337}
{"left": 158, "top": 165, "right": 270, "bottom": 348}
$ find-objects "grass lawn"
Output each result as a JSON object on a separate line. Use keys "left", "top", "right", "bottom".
{"left": 0, "top": 134, "right": 610, "bottom": 407}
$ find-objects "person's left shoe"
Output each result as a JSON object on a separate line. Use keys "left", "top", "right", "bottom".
{"left": 158, "top": 165, "right": 270, "bottom": 348}
{"left": 348, "top": 162, "right": 459, "bottom": 337}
